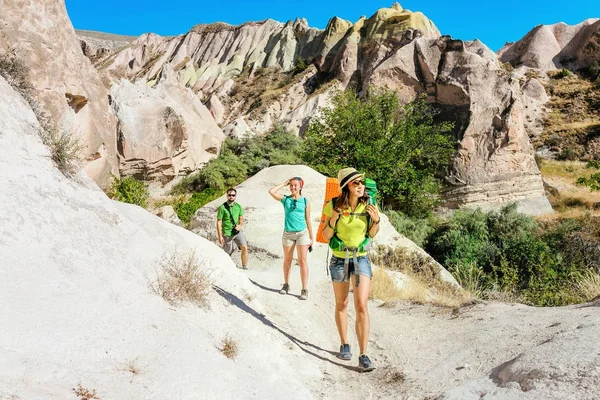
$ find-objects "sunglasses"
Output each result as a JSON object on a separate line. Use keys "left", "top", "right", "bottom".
{"left": 227, "top": 194, "right": 236, "bottom": 197}
{"left": 349, "top": 179, "right": 365, "bottom": 186}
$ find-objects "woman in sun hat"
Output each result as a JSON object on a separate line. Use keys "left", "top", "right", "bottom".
{"left": 268, "top": 176, "right": 313, "bottom": 300}
{"left": 321, "top": 167, "right": 380, "bottom": 372}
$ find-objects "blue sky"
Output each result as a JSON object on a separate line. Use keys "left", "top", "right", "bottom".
{"left": 65, "top": 0, "right": 598, "bottom": 51}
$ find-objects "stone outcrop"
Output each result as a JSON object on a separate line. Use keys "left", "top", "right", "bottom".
{"left": 0, "top": 0, "right": 118, "bottom": 187}
{"left": 498, "top": 18, "right": 600, "bottom": 71}
{"left": 110, "top": 65, "right": 224, "bottom": 182}
{"left": 0, "top": 74, "right": 313, "bottom": 399}
{"left": 318, "top": 33, "right": 552, "bottom": 213}
{"left": 75, "top": 2, "right": 553, "bottom": 212}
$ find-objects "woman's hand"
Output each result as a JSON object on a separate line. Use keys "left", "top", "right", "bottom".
{"left": 366, "top": 205, "right": 379, "bottom": 223}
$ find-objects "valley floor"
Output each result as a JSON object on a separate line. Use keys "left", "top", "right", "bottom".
{"left": 232, "top": 245, "right": 600, "bottom": 399}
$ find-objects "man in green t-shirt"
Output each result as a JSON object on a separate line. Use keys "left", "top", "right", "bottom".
{"left": 216, "top": 188, "right": 248, "bottom": 269}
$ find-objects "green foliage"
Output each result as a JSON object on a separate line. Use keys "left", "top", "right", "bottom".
{"left": 577, "top": 172, "right": 600, "bottom": 191}
{"left": 302, "top": 89, "right": 455, "bottom": 216}
{"left": 174, "top": 188, "right": 221, "bottom": 225}
{"left": 426, "top": 204, "right": 592, "bottom": 306}
{"left": 585, "top": 160, "right": 600, "bottom": 169}
{"left": 383, "top": 209, "right": 437, "bottom": 248}
{"left": 292, "top": 57, "right": 309, "bottom": 75}
{"left": 556, "top": 147, "right": 578, "bottom": 161}
{"left": 108, "top": 176, "right": 149, "bottom": 207}
{"left": 557, "top": 68, "right": 570, "bottom": 78}
{"left": 173, "top": 125, "right": 302, "bottom": 194}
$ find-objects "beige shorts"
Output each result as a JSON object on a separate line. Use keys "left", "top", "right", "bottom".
{"left": 282, "top": 229, "right": 311, "bottom": 247}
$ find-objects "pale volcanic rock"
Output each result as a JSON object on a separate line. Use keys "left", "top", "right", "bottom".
{"left": 498, "top": 18, "right": 600, "bottom": 70}
{"left": 364, "top": 36, "right": 552, "bottom": 214}
{"left": 109, "top": 65, "right": 225, "bottom": 182}
{"left": 0, "top": 0, "right": 119, "bottom": 187}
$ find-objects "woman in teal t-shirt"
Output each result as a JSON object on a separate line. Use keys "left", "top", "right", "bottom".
{"left": 268, "top": 176, "right": 313, "bottom": 300}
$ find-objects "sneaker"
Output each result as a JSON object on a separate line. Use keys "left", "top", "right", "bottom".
{"left": 240, "top": 265, "right": 248, "bottom": 270}
{"left": 279, "top": 283, "right": 289, "bottom": 294}
{"left": 358, "top": 355, "right": 376, "bottom": 372}
{"left": 300, "top": 289, "right": 308, "bottom": 300}
{"left": 336, "top": 344, "right": 352, "bottom": 361}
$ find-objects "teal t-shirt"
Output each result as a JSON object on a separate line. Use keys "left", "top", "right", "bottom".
{"left": 217, "top": 202, "right": 244, "bottom": 236}
{"left": 281, "top": 195, "right": 307, "bottom": 232}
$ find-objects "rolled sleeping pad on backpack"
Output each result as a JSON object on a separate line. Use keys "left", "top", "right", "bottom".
{"left": 316, "top": 177, "right": 340, "bottom": 244}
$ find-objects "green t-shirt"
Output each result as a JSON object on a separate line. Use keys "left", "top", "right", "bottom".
{"left": 323, "top": 200, "right": 373, "bottom": 258}
{"left": 217, "top": 202, "right": 244, "bottom": 237}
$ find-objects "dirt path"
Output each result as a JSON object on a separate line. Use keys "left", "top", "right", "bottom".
{"left": 230, "top": 246, "right": 600, "bottom": 400}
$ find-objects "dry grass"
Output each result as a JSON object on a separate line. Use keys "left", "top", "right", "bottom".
{"left": 72, "top": 384, "right": 101, "bottom": 399}
{"left": 218, "top": 335, "right": 239, "bottom": 359}
{"left": 39, "top": 128, "right": 82, "bottom": 176}
{"left": 151, "top": 251, "right": 215, "bottom": 307}
{"left": 370, "top": 246, "right": 475, "bottom": 308}
{"left": 577, "top": 270, "right": 600, "bottom": 301}
{"left": 125, "top": 358, "right": 141, "bottom": 376}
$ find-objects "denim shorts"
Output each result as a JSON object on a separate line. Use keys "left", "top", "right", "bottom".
{"left": 329, "top": 255, "right": 372, "bottom": 282}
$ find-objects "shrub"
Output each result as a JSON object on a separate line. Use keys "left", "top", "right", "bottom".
{"left": 302, "top": 89, "right": 455, "bottom": 216}
{"left": 557, "top": 68, "right": 570, "bottom": 78}
{"left": 586, "top": 160, "right": 600, "bottom": 169}
{"left": 556, "top": 147, "right": 578, "bottom": 161}
{"left": 108, "top": 176, "right": 149, "bottom": 207}
{"left": 151, "top": 251, "right": 215, "bottom": 307}
{"left": 577, "top": 172, "right": 600, "bottom": 191}
{"left": 577, "top": 270, "right": 600, "bottom": 301}
{"left": 173, "top": 125, "right": 302, "bottom": 194}
{"left": 173, "top": 188, "right": 221, "bottom": 225}
{"left": 383, "top": 209, "right": 436, "bottom": 247}
{"left": 38, "top": 128, "right": 82, "bottom": 175}
{"left": 218, "top": 335, "right": 239, "bottom": 359}
{"left": 426, "top": 204, "right": 590, "bottom": 306}
{"left": 292, "top": 56, "right": 309, "bottom": 75}
{"left": 72, "top": 384, "right": 101, "bottom": 399}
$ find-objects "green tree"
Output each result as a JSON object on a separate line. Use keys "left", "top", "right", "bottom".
{"left": 302, "top": 89, "right": 455, "bottom": 216}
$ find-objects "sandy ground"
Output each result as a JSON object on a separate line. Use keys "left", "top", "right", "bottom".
{"left": 226, "top": 243, "right": 600, "bottom": 400}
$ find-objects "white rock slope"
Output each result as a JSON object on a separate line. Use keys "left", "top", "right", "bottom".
{"left": 0, "top": 76, "right": 313, "bottom": 399}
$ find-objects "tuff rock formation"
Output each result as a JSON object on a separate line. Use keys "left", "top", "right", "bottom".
{"left": 498, "top": 18, "right": 600, "bottom": 71}
{"left": 110, "top": 65, "right": 225, "bottom": 182}
{"left": 0, "top": 0, "right": 118, "bottom": 187}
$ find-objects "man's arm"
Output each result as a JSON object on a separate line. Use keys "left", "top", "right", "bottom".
{"left": 216, "top": 217, "right": 224, "bottom": 244}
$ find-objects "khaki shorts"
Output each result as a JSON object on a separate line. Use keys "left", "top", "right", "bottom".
{"left": 223, "top": 231, "right": 247, "bottom": 255}
{"left": 282, "top": 229, "right": 311, "bottom": 247}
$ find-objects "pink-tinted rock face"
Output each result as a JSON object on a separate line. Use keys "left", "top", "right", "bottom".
{"left": 498, "top": 19, "right": 600, "bottom": 71}
{"left": 0, "top": 0, "right": 118, "bottom": 187}
{"left": 364, "top": 36, "right": 551, "bottom": 213}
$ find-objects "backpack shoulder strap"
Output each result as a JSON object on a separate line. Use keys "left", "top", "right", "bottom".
{"left": 223, "top": 202, "right": 237, "bottom": 225}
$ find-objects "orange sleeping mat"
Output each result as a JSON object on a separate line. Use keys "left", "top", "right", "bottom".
{"left": 316, "top": 177, "right": 340, "bottom": 244}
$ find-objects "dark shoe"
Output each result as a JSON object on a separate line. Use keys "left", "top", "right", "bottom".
{"left": 241, "top": 265, "right": 248, "bottom": 270}
{"left": 279, "top": 283, "right": 289, "bottom": 294}
{"left": 300, "top": 289, "right": 308, "bottom": 300}
{"left": 336, "top": 344, "right": 352, "bottom": 361}
{"left": 358, "top": 355, "right": 375, "bottom": 372}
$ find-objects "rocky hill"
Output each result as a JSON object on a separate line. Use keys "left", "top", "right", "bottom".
{"left": 498, "top": 18, "right": 600, "bottom": 71}
{"left": 72, "top": 2, "right": 555, "bottom": 214}
{"left": 2, "top": 71, "right": 600, "bottom": 400}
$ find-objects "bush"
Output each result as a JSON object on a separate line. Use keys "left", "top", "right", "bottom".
{"left": 302, "top": 89, "right": 455, "bottom": 216}
{"left": 426, "top": 204, "right": 589, "bottom": 306}
{"left": 218, "top": 335, "right": 239, "bottom": 359}
{"left": 586, "top": 160, "right": 600, "bottom": 169}
{"left": 151, "top": 251, "right": 215, "bottom": 307}
{"left": 292, "top": 56, "right": 309, "bottom": 75}
{"left": 383, "top": 209, "right": 436, "bottom": 247}
{"left": 557, "top": 68, "right": 570, "bottom": 78}
{"left": 173, "top": 188, "right": 221, "bottom": 225}
{"left": 39, "top": 128, "right": 82, "bottom": 175}
{"left": 556, "top": 147, "right": 578, "bottom": 161}
{"left": 108, "top": 176, "right": 149, "bottom": 207}
{"left": 173, "top": 125, "right": 302, "bottom": 194}
{"left": 577, "top": 172, "right": 600, "bottom": 191}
